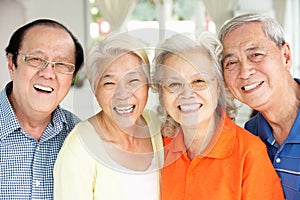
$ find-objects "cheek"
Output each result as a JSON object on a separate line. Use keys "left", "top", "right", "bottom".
{"left": 197, "top": 87, "right": 219, "bottom": 111}
{"left": 210, "top": 91, "right": 219, "bottom": 109}
{"left": 162, "top": 91, "right": 177, "bottom": 114}
{"left": 96, "top": 90, "right": 112, "bottom": 106}
{"left": 134, "top": 87, "right": 149, "bottom": 106}
{"left": 58, "top": 76, "right": 73, "bottom": 92}
{"left": 224, "top": 73, "right": 236, "bottom": 89}
{"left": 13, "top": 66, "right": 34, "bottom": 82}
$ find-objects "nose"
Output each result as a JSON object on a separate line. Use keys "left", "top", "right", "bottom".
{"left": 179, "top": 83, "right": 195, "bottom": 98}
{"left": 114, "top": 84, "right": 132, "bottom": 99}
{"left": 238, "top": 61, "right": 256, "bottom": 80}
{"left": 38, "top": 62, "right": 56, "bottom": 79}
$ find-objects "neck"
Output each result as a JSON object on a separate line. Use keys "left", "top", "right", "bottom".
{"left": 259, "top": 80, "right": 300, "bottom": 146}
{"left": 182, "top": 114, "right": 220, "bottom": 159}
{"left": 8, "top": 94, "right": 51, "bottom": 141}
{"left": 96, "top": 112, "right": 150, "bottom": 151}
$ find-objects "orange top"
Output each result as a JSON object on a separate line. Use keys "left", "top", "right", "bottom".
{"left": 161, "top": 113, "right": 285, "bottom": 200}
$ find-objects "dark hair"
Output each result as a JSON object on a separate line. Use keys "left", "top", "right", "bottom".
{"left": 5, "top": 18, "right": 84, "bottom": 76}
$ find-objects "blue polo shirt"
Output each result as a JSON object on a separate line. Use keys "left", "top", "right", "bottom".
{"left": 245, "top": 79, "right": 300, "bottom": 200}
{"left": 0, "top": 82, "right": 80, "bottom": 199}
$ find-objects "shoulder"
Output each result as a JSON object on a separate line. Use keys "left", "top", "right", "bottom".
{"left": 56, "top": 120, "right": 99, "bottom": 168}
{"left": 224, "top": 116, "right": 265, "bottom": 152}
{"left": 233, "top": 123, "right": 267, "bottom": 156}
{"left": 61, "top": 120, "right": 93, "bottom": 150}
{"left": 244, "top": 115, "right": 259, "bottom": 135}
{"left": 60, "top": 107, "right": 81, "bottom": 124}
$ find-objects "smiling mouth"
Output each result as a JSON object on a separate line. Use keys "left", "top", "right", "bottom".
{"left": 242, "top": 81, "right": 263, "bottom": 91}
{"left": 114, "top": 105, "right": 135, "bottom": 115}
{"left": 179, "top": 103, "right": 202, "bottom": 112}
{"left": 34, "top": 84, "right": 53, "bottom": 93}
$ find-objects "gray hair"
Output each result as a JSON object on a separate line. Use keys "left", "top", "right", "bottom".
{"left": 219, "top": 13, "right": 285, "bottom": 47}
{"left": 152, "top": 31, "right": 237, "bottom": 137}
{"left": 84, "top": 33, "right": 150, "bottom": 93}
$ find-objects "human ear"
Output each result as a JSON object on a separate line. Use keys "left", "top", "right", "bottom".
{"left": 7, "top": 53, "right": 16, "bottom": 79}
{"left": 282, "top": 43, "right": 292, "bottom": 70}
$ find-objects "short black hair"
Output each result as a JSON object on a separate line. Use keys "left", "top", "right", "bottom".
{"left": 5, "top": 18, "right": 84, "bottom": 76}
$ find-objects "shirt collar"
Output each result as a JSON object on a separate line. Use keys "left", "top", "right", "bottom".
{"left": 253, "top": 78, "right": 300, "bottom": 144}
{"left": 0, "top": 82, "right": 22, "bottom": 139}
{"left": 286, "top": 110, "right": 300, "bottom": 143}
{"left": 289, "top": 78, "right": 300, "bottom": 142}
{"left": 255, "top": 113, "right": 273, "bottom": 142}
{"left": 164, "top": 110, "right": 236, "bottom": 160}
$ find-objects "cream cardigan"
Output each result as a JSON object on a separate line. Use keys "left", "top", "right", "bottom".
{"left": 54, "top": 110, "right": 164, "bottom": 200}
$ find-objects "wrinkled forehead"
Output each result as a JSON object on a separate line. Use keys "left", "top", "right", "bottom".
{"left": 20, "top": 25, "right": 75, "bottom": 56}
{"left": 222, "top": 22, "right": 267, "bottom": 48}
{"left": 222, "top": 23, "right": 273, "bottom": 52}
{"left": 162, "top": 50, "right": 215, "bottom": 77}
{"left": 99, "top": 52, "right": 146, "bottom": 78}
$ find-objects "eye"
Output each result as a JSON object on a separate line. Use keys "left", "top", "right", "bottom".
{"left": 55, "top": 62, "right": 66, "bottom": 66}
{"left": 129, "top": 78, "right": 140, "bottom": 83}
{"left": 192, "top": 79, "right": 205, "bottom": 86}
{"left": 55, "top": 62, "right": 71, "bottom": 70}
{"left": 168, "top": 82, "right": 182, "bottom": 88}
{"left": 127, "top": 78, "right": 142, "bottom": 88}
{"left": 26, "top": 56, "right": 41, "bottom": 61}
{"left": 192, "top": 78, "right": 207, "bottom": 90}
{"left": 224, "top": 60, "right": 238, "bottom": 70}
{"left": 250, "top": 53, "right": 264, "bottom": 62}
{"left": 193, "top": 79, "right": 205, "bottom": 84}
{"left": 26, "top": 56, "right": 44, "bottom": 64}
{"left": 252, "top": 53, "right": 263, "bottom": 57}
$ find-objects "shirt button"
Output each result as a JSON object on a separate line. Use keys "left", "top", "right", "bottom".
{"left": 36, "top": 180, "right": 40, "bottom": 187}
{"left": 276, "top": 158, "right": 281, "bottom": 163}
{"left": 36, "top": 146, "right": 40, "bottom": 151}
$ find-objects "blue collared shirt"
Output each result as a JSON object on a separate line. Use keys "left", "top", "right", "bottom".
{"left": 0, "top": 82, "right": 80, "bottom": 200}
{"left": 245, "top": 79, "right": 300, "bottom": 200}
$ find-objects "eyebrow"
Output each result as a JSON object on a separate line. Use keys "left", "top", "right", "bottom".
{"left": 26, "top": 49, "right": 44, "bottom": 54}
{"left": 245, "top": 46, "right": 261, "bottom": 53}
{"left": 25, "top": 50, "right": 72, "bottom": 62}
{"left": 192, "top": 72, "right": 209, "bottom": 77}
{"left": 165, "top": 73, "right": 208, "bottom": 81}
{"left": 222, "top": 53, "right": 234, "bottom": 63}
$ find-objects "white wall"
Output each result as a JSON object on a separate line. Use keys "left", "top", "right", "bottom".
{"left": 238, "top": 0, "right": 273, "bottom": 11}
{"left": 25, "top": 0, "right": 89, "bottom": 46}
{"left": 0, "top": 0, "right": 27, "bottom": 89}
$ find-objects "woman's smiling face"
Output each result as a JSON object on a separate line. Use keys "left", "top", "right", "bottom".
{"left": 161, "top": 53, "right": 219, "bottom": 127}
{"left": 95, "top": 52, "right": 149, "bottom": 128}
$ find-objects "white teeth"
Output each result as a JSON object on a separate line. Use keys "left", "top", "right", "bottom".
{"left": 114, "top": 105, "right": 134, "bottom": 114}
{"left": 34, "top": 84, "right": 53, "bottom": 92}
{"left": 243, "top": 82, "right": 262, "bottom": 91}
{"left": 180, "top": 104, "right": 201, "bottom": 112}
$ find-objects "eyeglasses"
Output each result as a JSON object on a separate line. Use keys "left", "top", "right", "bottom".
{"left": 163, "top": 78, "right": 213, "bottom": 94}
{"left": 18, "top": 53, "right": 75, "bottom": 74}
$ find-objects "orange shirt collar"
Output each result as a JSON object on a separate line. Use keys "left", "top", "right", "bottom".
{"left": 164, "top": 110, "right": 236, "bottom": 160}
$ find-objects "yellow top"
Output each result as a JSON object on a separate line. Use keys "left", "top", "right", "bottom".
{"left": 54, "top": 110, "right": 164, "bottom": 200}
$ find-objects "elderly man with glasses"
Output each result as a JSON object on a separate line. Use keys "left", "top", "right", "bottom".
{"left": 0, "top": 19, "right": 84, "bottom": 199}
